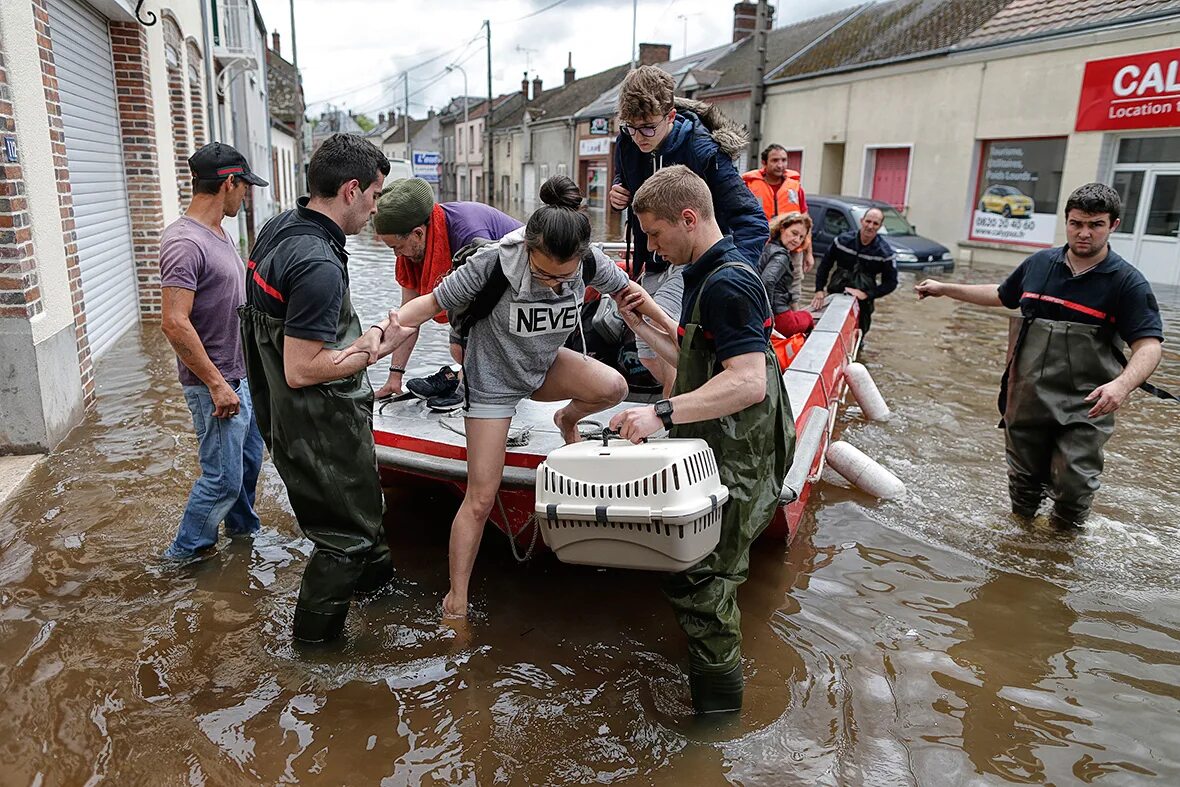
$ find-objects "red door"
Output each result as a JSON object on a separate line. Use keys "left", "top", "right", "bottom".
{"left": 786, "top": 150, "right": 803, "bottom": 176}
{"left": 871, "top": 148, "right": 909, "bottom": 209}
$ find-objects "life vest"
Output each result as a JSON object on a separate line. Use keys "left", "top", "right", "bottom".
{"left": 742, "top": 168, "right": 804, "bottom": 219}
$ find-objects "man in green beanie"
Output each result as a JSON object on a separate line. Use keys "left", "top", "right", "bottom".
{"left": 373, "top": 179, "right": 521, "bottom": 409}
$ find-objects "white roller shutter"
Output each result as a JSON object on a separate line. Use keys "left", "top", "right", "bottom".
{"left": 47, "top": 0, "right": 138, "bottom": 358}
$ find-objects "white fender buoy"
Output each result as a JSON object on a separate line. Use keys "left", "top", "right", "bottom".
{"left": 845, "top": 362, "right": 891, "bottom": 422}
{"left": 825, "top": 440, "right": 906, "bottom": 500}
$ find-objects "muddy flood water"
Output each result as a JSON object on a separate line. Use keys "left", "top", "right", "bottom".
{"left": 1, "top": 224, "right": 1178, "bottom": 785}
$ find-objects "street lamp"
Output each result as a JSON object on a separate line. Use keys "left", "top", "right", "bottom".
{"left": 446, "top": 64, "right": 470, "bottom": 201}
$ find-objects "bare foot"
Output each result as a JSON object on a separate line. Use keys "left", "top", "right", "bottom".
{"left": 553, "top": 407, "right": 582, "bottom": 444}
{"left": 441, "top": 590, "right": 468, "bottom": 620}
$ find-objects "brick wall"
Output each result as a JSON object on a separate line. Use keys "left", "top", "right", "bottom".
{"left": 0, "top": 49, "right": 43, "bottom": 322}
{"left": 163, "top": 17, "right": 189, "bottom": 212}
{"left": 32, "top": 0, "right": 94, "bottom": 403}
{"left": 187, "top": 41, "right": 206, "bottom": 149}
{"left": 109, "top": 21, "right": 164, "bottom": 317}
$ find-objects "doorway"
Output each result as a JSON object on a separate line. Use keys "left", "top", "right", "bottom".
{"left": 1109, "top": 136, "right": 1180, "bottom": 287}
{"left": 820, "top": 143, "right": 844, "bottom": 195}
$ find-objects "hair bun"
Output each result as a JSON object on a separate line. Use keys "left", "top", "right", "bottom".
{"left": 538, "top": 175, "right": 583, "bottom": 210}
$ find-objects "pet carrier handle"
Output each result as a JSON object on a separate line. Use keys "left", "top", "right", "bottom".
{"left": 600, "top": 427, "right": 647, "bottom": 446}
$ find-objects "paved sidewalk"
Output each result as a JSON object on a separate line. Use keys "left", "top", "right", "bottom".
{"left": 0, "top": 454, "right": 43, "bottom": 508}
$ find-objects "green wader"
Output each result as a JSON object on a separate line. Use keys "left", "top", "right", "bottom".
{"left": 1001, "top": 317, "right": 1123, "bottom": 526}
{"left": 665, "top": 262, "right": 795, "bottom": 713}
{"left": 239, "top": 284, "right": 390, "bottom": 643}
{"left": 828, "top": 265, "right": 877, "bottom": 334}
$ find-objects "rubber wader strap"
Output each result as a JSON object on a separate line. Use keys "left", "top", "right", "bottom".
{"left": 1110, "top": 344, "right": 1179, "bottom": 403}
{"left": 997, "top": 315, "right": 1035, "bottom": 426}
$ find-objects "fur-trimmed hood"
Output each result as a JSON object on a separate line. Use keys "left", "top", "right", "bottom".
{"left": 674, "top": 97, "right": 748, "bottom": 161}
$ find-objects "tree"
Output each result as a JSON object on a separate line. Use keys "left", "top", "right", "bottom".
{"left": 354, "top": 114, "right": 376, "bottom": 132}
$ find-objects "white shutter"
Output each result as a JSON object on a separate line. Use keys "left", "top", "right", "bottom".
{"left": 47, "top": 0, "right": 138, "bottom": 358}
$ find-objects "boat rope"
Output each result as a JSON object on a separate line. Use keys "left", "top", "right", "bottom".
{"left": 495, "top": 494, "right": 539, "bottom": 563}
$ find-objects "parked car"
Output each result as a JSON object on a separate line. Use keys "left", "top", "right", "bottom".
{"left": 807, "top": 195, "right": 955, "bottom": 272}
{"left": 978, "top": 184, "right": 1034, "bottom": 218}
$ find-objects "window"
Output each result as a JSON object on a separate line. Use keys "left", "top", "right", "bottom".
{"left": 1117, "top": 136, "right": 1180, "bottom": 165}
{"left": 469, "top": 127, "right": 475, "bottom": 155}
{"left": 823, "top": 208, "right": 851, "bottom": 236}
{"left": 1112, "top": 171, "right": 1145, "bottom": 234}
{"left": 557, "top": 163, "right": 567, "bottom": 176}
{"left": 540, "top": 163, "right": 550, "bottom": 181}
{"left": 1144, "top": 174, "right": 1180, "bottom": 237}
{"left": 458, "top": 130, "right": 463, "bottom": 155}
{"left": 968, "top": 137, "right": 1067, "bottom": 247}
{"left": 507, "top": 138, "right": 512, "bottom": 157}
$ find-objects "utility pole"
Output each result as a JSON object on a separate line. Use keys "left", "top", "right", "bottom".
{"left": 631, "top": 0, "right": 638, "bottom": 69}
{"left": 485, "top": 19, "right": 493, "bottom": 204}
{"left": 289, "top": 0, "right": 305, "bottom": 192}
{"left": 403, "top": 71, "right": 411, "bottom": 162}
{"left": 745, "top": 0, "right": 770, "bottom": 168}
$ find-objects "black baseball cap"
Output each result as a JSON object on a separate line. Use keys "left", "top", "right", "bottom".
{"left": 188, "top": 142, "right": 268, "bottom": 186}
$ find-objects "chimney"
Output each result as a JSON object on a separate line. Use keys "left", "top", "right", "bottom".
{"left": 428, "top": 107, "right": 436, "bottom": 119}
{"left": 271, "top": 30, "right": 281, "bottom": 55}
{"left": 732, "top": 1, "right": 774, "bottom": 43}
{"left": 532, "top": 75, "right": 543, "bottom": 99}
{"left": 638, "top": 43, "right": 672, "bottom": 67}
{"left": 378, "top": 112, "right": 386, "bottom": 125}
{"left": 564, "top": 52, "right": 576, "bottom": 85}
{"left": 521, "top": 71, "right": 530, "bottom": 100}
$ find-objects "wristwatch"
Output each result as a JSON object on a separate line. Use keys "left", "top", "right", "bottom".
{"left": 654, "top": 399, "right": 674, "bottom": 431}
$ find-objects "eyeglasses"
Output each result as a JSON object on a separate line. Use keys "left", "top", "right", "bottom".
{"left": 528, "top": 254, "right": 581, "bottom": 285}
{"left": 620, "top": 120, "right": 666, "bottom": 138}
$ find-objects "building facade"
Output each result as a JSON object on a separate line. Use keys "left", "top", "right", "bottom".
{"left": 760, "top": 1, "right": 1180, "bottom": 285}
{"left": 0, "top": 0, "right": 294, "bottom": 454}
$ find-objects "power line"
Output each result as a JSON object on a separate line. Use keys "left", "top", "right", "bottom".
{"left": 494, "top": 0, "right": 574, "bottom": 24}
{"left": 306, "top": 27, "right": 484, "bottom": 107}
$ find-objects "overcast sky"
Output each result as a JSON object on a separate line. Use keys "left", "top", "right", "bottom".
{"left": 253, "top": 0, "right": 864, "bottom": 122}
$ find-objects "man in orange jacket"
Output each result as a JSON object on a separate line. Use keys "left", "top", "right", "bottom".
{"left": 742, "top": 144, "right": 813, "bottom": 273}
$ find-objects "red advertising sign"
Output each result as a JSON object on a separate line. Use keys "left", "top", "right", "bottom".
{"left": 1076, "top": 47, "right": 1180, "bottom": 132}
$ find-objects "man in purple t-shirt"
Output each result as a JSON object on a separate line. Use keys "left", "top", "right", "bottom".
{"left": 371, "top": 178, "right": 522, "bottom": 407}
{"left": 159, "top": 142, "right": 269, "bottom": 560}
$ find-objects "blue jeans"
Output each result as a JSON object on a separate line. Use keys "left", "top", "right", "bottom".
{"left": 165, "top": 378, "right": 264, "bottom": 559}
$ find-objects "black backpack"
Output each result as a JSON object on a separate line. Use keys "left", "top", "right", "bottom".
{"left": 448, "top": 239, "right": 598, "bottom": 338}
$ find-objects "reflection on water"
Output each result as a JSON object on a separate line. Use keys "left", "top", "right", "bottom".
{"left": 0, "top": 229, "right": 1178, "bottom": 783}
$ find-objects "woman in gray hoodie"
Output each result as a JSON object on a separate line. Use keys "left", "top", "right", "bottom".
{"left": 342, "top": 176, "right": 676, "bottom": 618}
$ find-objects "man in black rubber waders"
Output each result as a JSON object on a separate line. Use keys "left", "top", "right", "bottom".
{"left": 610, "top": 165, "right": 795, "bottom": 714}
{"left": 916, "top": 183, "right": 1166, "bottom": 528}
{"left": 240, "top": 134, "right": 393, "bottom": 642}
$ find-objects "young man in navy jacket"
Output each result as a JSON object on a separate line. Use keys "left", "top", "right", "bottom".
{"left": 609, "top": 65, "right": 767, "bottom": 389}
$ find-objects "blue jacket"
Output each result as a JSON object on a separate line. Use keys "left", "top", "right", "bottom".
{"left": 613, "top": 109, "right": 768, "bottom": 273}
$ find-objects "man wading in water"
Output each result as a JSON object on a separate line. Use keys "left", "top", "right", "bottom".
{"left": 611, "top": 166, "right": 794, "bottom": 714}
{"left": 239, "top": 134, "right": 394, "bottom": 643}
{"left": 917, "top": 183, "right": 1166, "bottom": 527}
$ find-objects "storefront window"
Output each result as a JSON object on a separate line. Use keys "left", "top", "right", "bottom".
{"left": 969, "top": 137, "right": 1067, "bottom": 247}
{"left": 1144, "top": 174, "right": 1180, "bottom": 238}
{"left": 1116, "top": 136, "right": 1180, "bottom": 164}
{"left": 1111, "top": 171, "right": 1145, "bottom": 234}
{"left": 586, "top": 165, "right": 606, "bottom": 208}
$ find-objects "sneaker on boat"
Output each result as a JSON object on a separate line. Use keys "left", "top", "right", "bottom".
{"left": 406, "top": 365, "right": 460, "bottom": 400}
{"left": 426, "top": 390, "right": 464, "bottom": 412}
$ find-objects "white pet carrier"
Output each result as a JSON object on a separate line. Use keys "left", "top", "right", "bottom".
{"left": 535, "top": 435, "right": 729, "bottom": 571}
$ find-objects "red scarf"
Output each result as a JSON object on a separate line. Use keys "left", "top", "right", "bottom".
{"left": 396, "top": 203, "right": 451, "bottom": 324}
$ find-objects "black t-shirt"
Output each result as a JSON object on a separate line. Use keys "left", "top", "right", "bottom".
{"left": 679, "top": 237, "right": 772, "bottom": 365}
{"left": 997, "top": 245, "right": 1163, "bottom": 345}
{"left": 246, "top": 197, "right": 349, "bottom": 343}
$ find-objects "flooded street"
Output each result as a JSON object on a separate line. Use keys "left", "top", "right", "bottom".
{"left": 1, "top": 224, "right": 1178, "bottom": 785}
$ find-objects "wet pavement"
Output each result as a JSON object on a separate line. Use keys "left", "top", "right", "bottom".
{"left": 1, "top": 223, "right": 1178, "bottom": 784}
